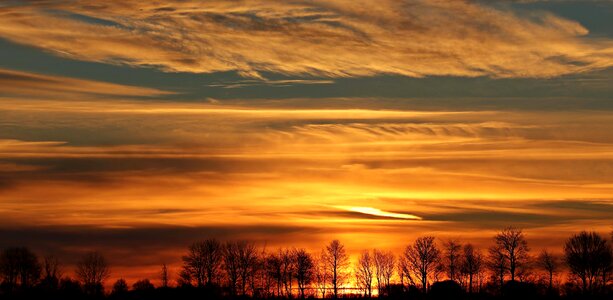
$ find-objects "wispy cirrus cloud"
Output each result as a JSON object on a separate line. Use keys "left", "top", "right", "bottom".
{"left": 0, "top": 0, "right": 611, "bottom": 78}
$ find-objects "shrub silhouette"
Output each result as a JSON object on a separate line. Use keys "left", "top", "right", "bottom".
{"left": 429, "top": 280, "right": 464, "bottom": 300}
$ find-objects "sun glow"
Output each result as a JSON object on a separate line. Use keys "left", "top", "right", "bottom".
{"left": 339, "top": 206, "right": 422, "bottom": 220}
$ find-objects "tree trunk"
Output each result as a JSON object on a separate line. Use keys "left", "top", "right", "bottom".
{"left": 549, "top": 272, "right": 553, "bottom": 291}
{"left": 468, "top": 274, "right": 473, "bottom": 294}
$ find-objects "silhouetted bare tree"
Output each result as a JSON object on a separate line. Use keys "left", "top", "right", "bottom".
{"left": 265, "top": 251, "right": 283, "bottom": 297}
{"left": 460, "top": 243, "right": 483, "bottom": 294}
{"left": 40, "top": 254, "right": 62, "bottom": 289}
{"left": 76, "top": 251, "right": 110, "bottom": 295}
{"left": 487, "top": 244, "right": 507, "bottom": 287}
{"left": 294, "top": 248, "right": 314, "bottom": 299}
{"left": 224, "top": 240, "right": 258, "bottom": 296}
{"left": 373, "top": 249, "right": 394, "bottom": 296}
{"left": 224, "top": 241, "right": 241, "bottom": 296}
{"left": 0, "top": 247, "right": 41, "bottom": 291}
{"left": 494, "top": 227, "right": 529, "bottom": 282}
{"left": 443, "top": 240, "right": 462, "bottom": 282}
{"left": 537, "top": 249, "right": 559, "bottom": 291}
{"left": 403, "top": 236, "right": 440, "bottom": 293}
{"left": 325, "top": 240, "right": 349, "bottom": 299}
{"left": 314, "top": 250, "right": 330, "bottom": 298}
{"left": 160, "top": 263, "right": 169, "bottom": 288}
{"left": 355, "top": 251, "right": 374, "bottom": 297}
{"left": 564, "top": 231, "right": 612, "bottom": 294}
{"left": 397, "top": 250, "right": 416, "bottom": 289}
{"left": 182, "top": 239, "right": 223, "bottom": 287}
{"left": 280, "top": 248, "right": 295, "bottom": 297}
{"left": 250, "top": 248, "right": 269, "bottom": 298}
{"left": 237, "top": 241, "right": 259, "bottom": 296}
{"left": 255, "top": 249, "right": 273, "bottom": 298}
{"left": 250, "top": 248, "right": 267, "bottom": 297}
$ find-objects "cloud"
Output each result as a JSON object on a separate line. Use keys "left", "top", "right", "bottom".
{"left": 207, "top": 79, "right": 335, "bottom": 89}
{"left": 479, "top": 0, "right": 613, "bottom": 3}
{"left": 0, "top": 68, "right": 173, "bottom": 99}
{"left": 0, "top": 0, "right": 611, "bottom": 78}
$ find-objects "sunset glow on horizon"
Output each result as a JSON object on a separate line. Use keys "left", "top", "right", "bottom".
{"left": 0, "top": 0, "right": 612, "bottom": 289}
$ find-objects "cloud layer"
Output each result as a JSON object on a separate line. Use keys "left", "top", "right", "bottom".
{"left": 0, "top": 0, "right": 611, "bottom": 78}
{"left": 1, "top": 0, "right": 613, "bottom": 286}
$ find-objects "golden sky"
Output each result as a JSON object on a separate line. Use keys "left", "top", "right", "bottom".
{"left": 0, "top": 0, "right": 612, "bottom": 285}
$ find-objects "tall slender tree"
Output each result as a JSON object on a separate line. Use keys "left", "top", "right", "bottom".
{"left": 280, "top": 248, "right": 295, "bottom": 297}
{"left": 487, "top": 245, "right": 507, "bottom": 287}
{"left": 355, "top": 251, "right": 374, "bottom": 297}
{"left": 460, "top": 244, "right": 483, "bottom": 294}
{"left": 294, "top": 248, "right": 314, "bottom": 299}
{"left": 266, "top": 251, "right": 283, "bottom": 297}
{"left": 160, "top": 263, "right": 169, "bottom": 288}
{"left": 237, "top": 241, "right": 259, "bottom": 296}
{"left": 325, "top": 240, "right": 349, "bottom": 299}
{"left": 443, "top": 240, "right": 462, "bottom": 282}
{"left": 537, "top": 250, "right": 558, "bottom": 291}
{"left": 373, "top": 249, "right": 395, "bottom": 296}
{"left": 314, "top": 250, "right": 330, "bottom": 299}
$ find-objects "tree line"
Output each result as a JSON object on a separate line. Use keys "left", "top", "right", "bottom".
{"left": 1, "top": 228, "right": 612, "bottom": 299}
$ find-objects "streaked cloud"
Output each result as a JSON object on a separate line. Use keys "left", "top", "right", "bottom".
{"left": 0, "top": 68, "right": 173, "bottom": 99}
{"left": 2, "top": 98, "right": 613, "bottom": 227}
{"left": 0, "top": 0, "right": 611, "bottom": 78}
{"left": 207, "top": 79, "right": 335, "bottom": 89}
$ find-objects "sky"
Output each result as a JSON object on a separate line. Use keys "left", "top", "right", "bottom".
{"left": 0, "top": 0, "right": 612, "bottom": 285}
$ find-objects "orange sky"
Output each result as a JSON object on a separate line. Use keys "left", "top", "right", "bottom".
{"left": 1, "top": 95, "right": 612, "bottom": 284}
{"left": 0, "top": 0, "right": 612, "bottom": 287}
